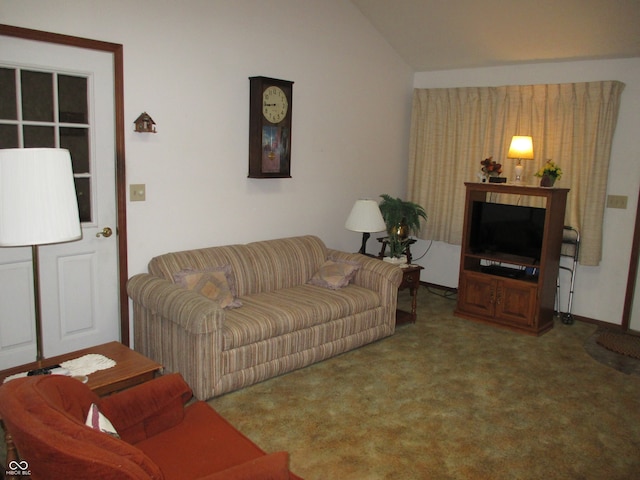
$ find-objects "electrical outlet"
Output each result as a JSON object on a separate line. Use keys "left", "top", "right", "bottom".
{"left": 130, "top": 184, "right": 146, "bottom": 202}
{"left": 606, "top": 194, "right": 628, "bottom": 209}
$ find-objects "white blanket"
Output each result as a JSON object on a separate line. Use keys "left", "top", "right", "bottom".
{"left": 3, "top": 354, "right": 115, "bottom": 383}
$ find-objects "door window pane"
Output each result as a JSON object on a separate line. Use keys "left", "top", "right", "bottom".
{"left": 23, "top": 125, "right": 55, "bottom": 147}
{"left": 21, "top": 70, "right": 53, "bottom": 122}
{"left": 3, "top": 66, "right": 93, "bottom": 224}
{"left": 61, "top": 127, "right": 90, "bottom": 173}
{"left": 0, "top": 68, "right": 17, "bottom": 120}
{"left": 0, "top": 125, "right": 19, "bottom": 148}
{"left": 74, "top": 177, "right": 91, "bottom": 223}
{"left": 58, "top": 75, "right": 88, "bottom": 124}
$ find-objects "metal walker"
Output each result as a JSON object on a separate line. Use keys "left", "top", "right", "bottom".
{"left": 556, "top": 226, "right": 580, "bottom": 324}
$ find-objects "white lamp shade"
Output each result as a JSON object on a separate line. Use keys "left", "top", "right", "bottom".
{"left": 507, "top": 136, "right": 534, "bottom": 159}
{"left": 0, "top": 148, "right": 82, "bottom": 246}
{"left": 345, "top": 199, "right": 387, "bottom": 233}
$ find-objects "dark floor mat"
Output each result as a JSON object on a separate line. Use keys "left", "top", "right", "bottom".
{"left": 596, "top": 330, "right": 640, "bottom": 360}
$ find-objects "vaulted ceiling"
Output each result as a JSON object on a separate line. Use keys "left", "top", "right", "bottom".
{"left": 351, "top": 0, "right": 640, "bottom": 71}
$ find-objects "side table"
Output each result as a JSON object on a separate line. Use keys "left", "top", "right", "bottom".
{"left": 0, "top": 341, "right": 163, "bottom": 470}
{"left": 396, "top": 265, "right": 424, "bottom": 325}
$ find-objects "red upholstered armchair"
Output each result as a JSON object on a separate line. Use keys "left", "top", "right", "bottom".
{"left": 0, "top": 373, "right": 301, "bottom": 479}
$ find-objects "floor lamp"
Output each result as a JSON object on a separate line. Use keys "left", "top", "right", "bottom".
{"left": 0, "top": 148, "right": 81, "bottom": 372}
{"left": 345, "top": 199, "right": 387, "bottom": 255}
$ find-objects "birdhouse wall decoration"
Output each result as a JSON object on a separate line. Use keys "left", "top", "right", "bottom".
{"left": 134, "top": 112, "right": 157, "bottom": 133}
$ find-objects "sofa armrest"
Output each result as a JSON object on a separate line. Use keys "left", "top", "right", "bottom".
{"left": 127, "top": 273, "right": 224, "bottom": 334}
{"left": 327, "top": 249, "right": 403, "bottom": 292}
{"left": 98, "top": 373, "right": 193, "bottom": 444}
{"left": 127, "top": 274, "right": 226, "bottom": 401}
{"left": 327, "top": 249, "right": 403, "bottom": 333}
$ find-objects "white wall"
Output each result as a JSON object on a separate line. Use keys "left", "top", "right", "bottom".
{"left": 413, "top": 59, "right": 640, "bottom": 329}
{"left": 0, "top": 0, "right": 413, "bottom": 275}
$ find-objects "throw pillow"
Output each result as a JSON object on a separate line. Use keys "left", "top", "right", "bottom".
{"left": 308, "top": 259, "right": 361, "bottom": 290}
{"left": 173, "top": 266, "right": 242, "bottom": 309}
{"left": 85, "top": 403, "right": 120, "bottom": 438}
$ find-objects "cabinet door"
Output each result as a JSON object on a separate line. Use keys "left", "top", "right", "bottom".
{"left": 458, "top": 271, "right": 496, "bottom": 317}
{"left": 495, "top": 280, "right": 537, "bottom": 326}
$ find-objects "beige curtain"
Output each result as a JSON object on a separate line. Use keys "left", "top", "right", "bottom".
{"left": 408, "top": 81, "right": 625, "bottom": 266}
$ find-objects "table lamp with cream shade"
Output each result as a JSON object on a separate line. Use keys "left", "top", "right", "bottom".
{"left": 345, "top": 199, "right": 387, "bottom": 255}
{"left": 507, "top": 135, "right": 534, "bottom": 183}
{"left": 0, "top": 148, "right": 81, "bottom": 373}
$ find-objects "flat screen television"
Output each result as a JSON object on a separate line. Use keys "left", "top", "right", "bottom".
{"left": 469, "top": 201, "right": 546, "bottom": 263}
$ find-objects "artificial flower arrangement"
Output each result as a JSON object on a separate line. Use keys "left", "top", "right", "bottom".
{"left": 480, "top": 157, "right": 502, "bottom": 177}
{"left": 534, "top": 160, "right": 563, "bottom": 180}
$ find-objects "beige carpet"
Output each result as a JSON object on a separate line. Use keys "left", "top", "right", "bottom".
{"left": 209, "top": 288, "right": 640, "bottom": 480}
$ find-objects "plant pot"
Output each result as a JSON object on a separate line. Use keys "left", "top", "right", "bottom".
{"left": 383, "top": 255, "right": 407, "bottom": 265}
{"left": 540, "top": 174, "right": 556, "bottom": 187}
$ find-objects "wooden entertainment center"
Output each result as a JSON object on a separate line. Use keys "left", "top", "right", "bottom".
{"left": 454, "top": 182, "right": 569, "bottom": 335}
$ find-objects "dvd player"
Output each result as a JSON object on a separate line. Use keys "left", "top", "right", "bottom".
{"left": 481, "top": 265, "right": 526, "bottom": 279}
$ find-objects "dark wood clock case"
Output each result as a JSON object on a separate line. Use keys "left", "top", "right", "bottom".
{"left": 248, "top": 76, "right": 293, "bottom": 178}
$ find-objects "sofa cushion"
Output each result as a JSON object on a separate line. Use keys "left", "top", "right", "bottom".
{"left": 221, "top": 307, "right": 387, "bottom": 374}
{"left": 173, "top": 266, "right": 242, "bottom": 309}
{"left": 148, "top": 236, "right": 328, "bottom": 298}
{"left": 222, "top": 284, "right": 381, "bottom": 349}
{"left": 135, "top": 401, "right": 270, "bottom": 479}
{"left": 308, "top": 259, "right": 360, "bottom": 289}
{"left": 206, "top": 452, "right": 291, "bottom": 480}
{"left": 236, "top": 236, "right": 327, "bottom": 295}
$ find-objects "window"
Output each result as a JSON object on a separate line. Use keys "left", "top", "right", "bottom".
{"left": 0, "top": 67, "right": 92, "bottom": 222}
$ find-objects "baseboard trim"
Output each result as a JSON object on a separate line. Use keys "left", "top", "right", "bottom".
{"left": 577, "top": 315, "right": 640, "bottom": 335}
{"left": 420, "top": 281, "right": 457, "bottom": 294}
{"left": 566, "top": 314, "right": 608, "bottom": 328}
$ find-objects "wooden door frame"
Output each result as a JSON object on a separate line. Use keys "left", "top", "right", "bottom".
{"left": 622, "top": 189, "right": 640, "bottom": 331}
{"left": 0, "top": 24, "right": 129, "bottom": 345}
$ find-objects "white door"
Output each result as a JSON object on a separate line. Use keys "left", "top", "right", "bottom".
{"left": 0, "top": 36, "right": 120, "bottom": 368}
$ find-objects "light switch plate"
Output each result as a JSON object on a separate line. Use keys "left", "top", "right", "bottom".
{"left": 130, "top": 184, "right": 146, "bottom": 202}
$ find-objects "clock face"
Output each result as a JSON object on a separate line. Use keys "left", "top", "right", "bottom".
{"left": 262, "top": 86, "right": 288, "bottom": 124}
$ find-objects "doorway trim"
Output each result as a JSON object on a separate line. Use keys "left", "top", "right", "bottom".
{"left": 622, "top": 190, "right": 640, "bottom": 331}
{"left": 0, "top": 24, "right": 129, "bottom": 345}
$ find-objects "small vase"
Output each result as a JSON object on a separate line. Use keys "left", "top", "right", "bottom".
{"left": 540, "top": 174, "right": 555, "bottom": 187}
{"left": 393, "top": 220, "right": 409, "bottom": 240}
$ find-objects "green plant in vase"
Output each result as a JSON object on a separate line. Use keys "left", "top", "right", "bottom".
{"left": 379, "top": 194, "right": 427, "bottom": 260}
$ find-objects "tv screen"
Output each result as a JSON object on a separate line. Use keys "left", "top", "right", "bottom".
{"left": 469, "top": 201, "right": 546, "bottom": 262}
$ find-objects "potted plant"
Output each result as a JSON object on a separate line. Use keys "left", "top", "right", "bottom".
{"left": 535, "top": 160, "right": 563, "bottom": 187}
{"left": 379, "top": 194, "right": 427, "bottom": 261}
{"left": 480, "top": 156, "right": 503, "bottom": 182}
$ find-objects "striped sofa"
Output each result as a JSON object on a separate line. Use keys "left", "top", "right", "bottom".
{"left": 127, "top": 235, "right": 402, "bottom": 400}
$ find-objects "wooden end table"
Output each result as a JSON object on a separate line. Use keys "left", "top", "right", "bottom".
{"left": 0, "top": 341, "right": 163, "bottom": 469}
{"left": 396, "top": 265, "right": 424, "bottom": 325}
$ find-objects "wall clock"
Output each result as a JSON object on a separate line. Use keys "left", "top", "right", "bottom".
{"left": 248, "top": 76, "right": 293, "bottom": 178}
